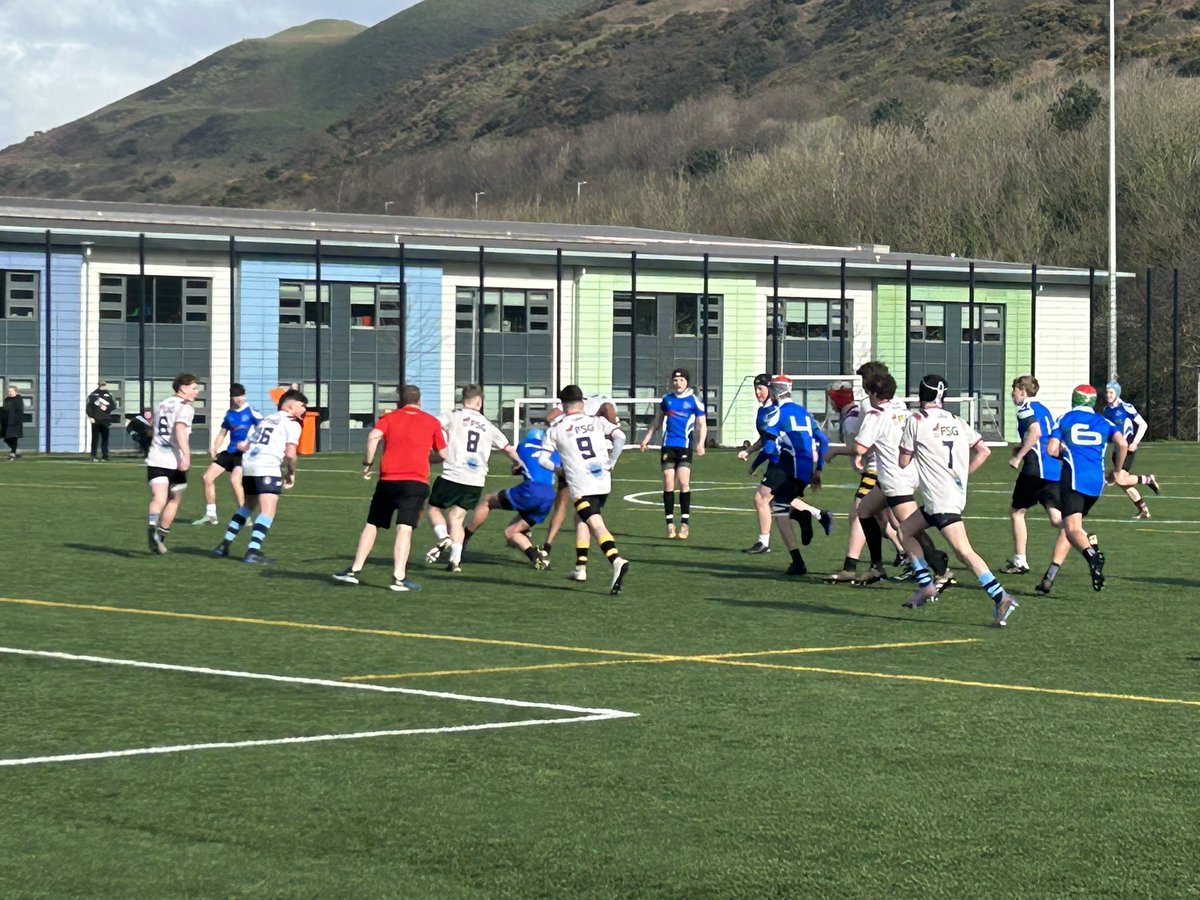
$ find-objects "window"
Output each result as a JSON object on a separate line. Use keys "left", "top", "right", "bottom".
{"left": 3, "top": 271, "right": 38, "bottom": 319}
{"left": 348, "top": 383, "right": 376, "bottom": 429}
{"left": 376, "top": 383, "right": 401, "bottom": 414}
{"left": 140, "top": 378, "right": 207, "bottom": 426}
{"left": 673, "top": 295, "right": 721, "bottom": 337}
{"left": 278, "top": 281, "right": 329, "bottom": 326}
{"left": 769, "top": 298, "right": 847, "bottom": 341}
{"left": 613, "top": 293, "right": 657, "bottom": 336}
{"left": 98, "top": 275, "right": 210, "bottom": 323}
{"left": 454, "top": 287, "right": 551, "bottom": 333}
{"left": 961, "top": 304, "right": 1004, "bottom": 343}
{"left": 910, "top": 303, "right": 945, "bottom": 342}
{"left": 349, "top": 286, "right": 377, "bottom": 327}
{"left": 377, "top": 286, "right": 402, "bottom": 328}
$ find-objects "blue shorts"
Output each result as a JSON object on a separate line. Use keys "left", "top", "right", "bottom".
{"left": 500, "top": 481, "right": 556, "bottom": 525}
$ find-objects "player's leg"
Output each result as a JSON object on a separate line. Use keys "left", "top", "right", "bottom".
{"left": 578, "top": 500, "right": 630, "bottom": 595}
{"left": 214, "top": 477, "right": 256, "bottom": 558}
{"left": 744, "top": 484, "right": 773, "bottom": 553}
{"left": 230, "top": 465, "right": 246, "bottom": 509}
{"left": 158, "top": 472, "right": 188, "bottom": 546}
{"left": 463, "top": 491, "right": 502, "bottom": 547}
{"left": 389, "top": 483, "right": 427, "bottom": 591}
{"left": 333, "top": 524, "right": 379, "bottom": 584}
{"left": 544, "top": 484, "right": 570, "bottom": 557}
{"left": 851, "top": 488, "right": 887, "bottom": 584}
{"left": 423, "top": 478, "right": 454, "bottom": 562}
{"left": 881, "top": 508, "right": 906, "bottom": 564}
{"left": 241, "top": 490, "right": 279, "bottom": 563}
{"left": 1006, "top": 506, "right": 1029, "bottom": 572}
{"left": 571, "top": 513, "right": 591, "bottom": 581}
{"left": 661, "top": 463, "right": 678, "bottom": 538}
{"left": 445, "top": 505, "right": 469, "bottom": 571}
{"left": 769, "top": 492, "right": 806, "bottom": 575}
{"left": 392, "top": 524, "right": 418, "bottom": 589}
{"left": 676, "top": 459, "right": 692, "bottom": 538}
{"left": 897, "top": 508, "right": 940, "bottom": 607}
{"left": 937, "top": 520, "right": 1017, "bottom": 624}
{"left": 505, "top": 515, "right": 548, "bottom": 568}
{"left": 193, "top": 461, "right": 225, "bottom": 525}
{"left": 146, "top": 475, "right": 172, "bottom": 553}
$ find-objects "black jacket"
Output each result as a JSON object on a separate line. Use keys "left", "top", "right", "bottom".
{"left": 2, "top": 395, "right": 24, "bottom": 439}
{"left": 86, "top": 388, "right": 117, "bottom": 425}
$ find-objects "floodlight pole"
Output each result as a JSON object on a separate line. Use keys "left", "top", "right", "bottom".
{"left": 1107, "top": 0, "right": 1118, "bottom": 380}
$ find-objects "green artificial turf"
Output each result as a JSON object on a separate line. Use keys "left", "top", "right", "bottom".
{"left": 1, "top": 445, "right": 1197, "bottom": 897}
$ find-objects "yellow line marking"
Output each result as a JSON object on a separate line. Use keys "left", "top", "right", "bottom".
{"left": 695, "top": 639, "right": 980, "bottom": 660}
{"left": 702, "top": 659, "right": 1200, "bottom": 708}
{"left": 0, "top": 597, "right": 664, "bottom": 659}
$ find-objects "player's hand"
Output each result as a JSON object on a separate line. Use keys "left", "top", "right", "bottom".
{"left": 851, "top": 456, "right": 864, "bottom": 474}
{"left": 283, "top": 475, "right": 295, "bottom": 490}
{"left": 696, "top": 445, "right": 706, "bottom": 457}
{"left": 1008, "top": 456, "right": 1021, "bottom": 469}
{"left": 237, "top": 440, "right": 249, "bottom": 452}
{"left": 639, "top": 440, "right": 649, "bottom": 452}
{"left": 1129, "top": 442, "right": 1139, "bottom": 454}
{"left": 737, "top": 449, "right": 749, "bottom": 460}
{"left": 178, "top": 460, "right": 190, "bottom": 473}
{"left": 811, "top": 472, "right": 823, "bottom": 491}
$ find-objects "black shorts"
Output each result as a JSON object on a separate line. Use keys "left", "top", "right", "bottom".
{"left": 884, "top": 494, "right": 916, "bottom": 510}
{"left": 660, "top": 446, "right": 694, "bottom": 471}
{"left": 147, "top": 466, "right": 187, "bottom": 487}
{"left": 855, "top": 472, "right": 878, "bottom": 500}
{"left": 1112, "top": 449, "right": 1136, "bottom": 472}
{"left": 368, "top": 480, "right": 429, "bottom": 529}
{"left": 773, "top": 477, "right": 808, "bottom": 507}
{"left": 428, "top": 476, "right": 482, "bottom": 511}
{"left": 214, "top": 450, "right": 243, "bottom": 473}
{"left": 1059, "top": 488, "right": 1099, "bottom": 519}
{"left": 921, "top": 508, "right": 963, "bottom": 530}
{"left": 760, "top": 462, "right": 791, "bottom": 494}
{"left": 243, "top": 475, "right": 283, "bottom": 497}
{"left": 573, "top": 494, "right": 608, "bottom": 521}
{"left": 1011, "top": 472, "right": 1060, "bottom": 511}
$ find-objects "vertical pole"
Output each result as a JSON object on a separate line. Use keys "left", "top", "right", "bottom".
{"left": 1107, "top": 0, "right": 1118, "bottom": 382}
{"left": 630, "top": 251, "right": 638, "bottom": 395}
{"left": 1172, "top": 268, "right": 1180, "bottom": 438}
{"left": 839, "top": 256, "right": 847, "bottom": 374}
{"left": 555, "top": 247, "right": 563, "bottom": 394}
{"left": 138, "top": 233, "right": 146, "bottom": 413}
{"left": 771, "top": 255, "right": 780, "bottom": 374}
{"left": 905, "top": 260, "right": 912, "bottom": 394}
{"left": 701, "top": 252, "right": 710, "bottom": 438}
{"left": 1088, "top": 266, "right": 1097, "bottom": 387}
{"left": 397, "top": 241, "right": 406, "bottom": 387}
{"left": 477, "top": 246, "right": 486, "bottom": 385}
{"left": 229, "top": 236, "right": 237, "bottom": 384}
{"left": 967, "top": 261, "right": 976, "bottom": 398}
{"left": 1030, "top": 262, "right": 1038, "bottom": 378}
{"left": 44, "top": 230, "right": 52, "bottom": 453}
{"left": 1145, "top": 267, "right": 1152, "bottom": 427}
{"left": 314, "top": 239, "right": 322, "bottom": 453}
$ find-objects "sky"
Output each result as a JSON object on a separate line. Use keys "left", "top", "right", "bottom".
{"left": 0, "top": 1, "right": 419, "bottom": 149}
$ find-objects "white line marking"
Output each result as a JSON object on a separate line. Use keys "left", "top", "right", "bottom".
{"left": 0, "top": 647, "right": 637, "bottom": 767}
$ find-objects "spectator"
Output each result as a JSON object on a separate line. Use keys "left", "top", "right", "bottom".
{"left": 2, "top": 386, "right": 24, "bottom": 461}
{"left": 126, "top": 406, "right": 154, "bottom": 458}
{"left": 86, "top": 380, "right": 117, "bottom": 462}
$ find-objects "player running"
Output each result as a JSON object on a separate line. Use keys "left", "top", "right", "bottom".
{"left": 639, "top": 367, "right": 707, "bottom": 539}
{"left": 462, "top": 427, "right": 560, "bottom": 569}
{"left": 1101, "top": 381, "right": 1160, "bottom": 518}
{"left": 543, "top": 392, "right": 618, "bottom": 560}
{"left": 192, "top": 383, "right": 263, "bottom": 526}
{"left": 213, "top": 390, "right": 307, "bottom": 564}
{"left": 145, "top": 373, "right": 201, "bottom": 554}
{"left": 539, "top": 385, "right": 630, "bottom": 594}
{"left": 424, "top": 385, "right": 524, "bottom": 573}
{"left": 737, "top": 373, "right": 778, "bottom": 554}
{"left": 759, "top": 378, "right": 832, "bottom": 576}
{"left": 1036, "top": 384, "right": 1128, "bottom": 594}
{"left": 897, "top": 375, "right": 1018, "bottom": 627}
{"left": 1001, "top": 375, "right": 1064, "bottom": 574}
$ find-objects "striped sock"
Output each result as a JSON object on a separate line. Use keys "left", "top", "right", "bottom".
{"left": 224, "top": 507, "right": 251, "bottom": 543}
{"left": 911, "top": 557, "right": 934, "bottom": 588}
{"left": 978, "top": 570, "right": 1004, "bottom": 602}
{"left": 248, "top": 515, "right": 273, "bottom": 551}
{"left": 599, "top": 533, "right": 620, "bottom": 562}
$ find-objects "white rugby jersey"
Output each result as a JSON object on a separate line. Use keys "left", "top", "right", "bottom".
{"left": 855, "top": 399, "right": 917, "bottom": 497}
{"left": 899, "top": 406, "right": 982, "bottom": 515}
{"left": 542, "top": 412, "right": 622, "bottom": 497}
{"left": 439, "top": 407, "right": 510, "bottom": 487}
{"left": 242, "top": 411, "right": 303, "bottom": 478}
{"left": 145, "top": 395, "right": 195, "bottom": 470}
{"left": 840, "top": 397, "right": 876, "bottom": 474}
{"left": 553, "top": 394, "right": 614, "bottom": 418}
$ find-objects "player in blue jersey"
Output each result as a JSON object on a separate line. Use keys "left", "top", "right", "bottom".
{"left": 639, "top": 367, "right": 707, "bottom": 539}
{"left": 1102, "top": 381, "right": 1160, "bottom": 518}
{"left": 737, "top": 373, "right": 779, "bottom": 554}
{"left": 1036, "top": 384, "right": 1128, "bottom": 594}
{"left": 1001, "top": 375, "right": 1064, "bottom": 574}
{"left": 760, "top": 377, "right": 833, "bottom": 576}
{"left": 461, "top": 427, "right": 558, "bottom": 569}
{"left": 192, "top": 383, "right": 263, "bottom": 525}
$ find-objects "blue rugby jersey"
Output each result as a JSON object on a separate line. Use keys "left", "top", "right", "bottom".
{"left": 1103, "top": 399, "right": 1140, "bottom": 440}
{"left": 764, "top": 400, "right": 827, "bottom": 483}
{"left": 1052, "top": 407, "right": 1117, "bottom": 496}
{"left": 1016, "top": 399, "right": 1062, "bottom": 481}
{"left": 518, "top": 438, "right": 558, "bottom": 487}
{"left": 222, "top": 405, "right": 263, "bottom": 449}
{"left": 660, "top": 390, "right": 705, "bottom": 448}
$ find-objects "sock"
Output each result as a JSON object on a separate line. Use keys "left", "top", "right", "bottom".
{"left": 434, "top": 523, "right": 449, "bottom": 541}
{"left": 911, "top": 557, "right": 934, "bottom": 588}
{"left": 842, "top": 555, "right": 858, "bottom": 574}
{"left": 758, "top": 532, "right": 771, "bottom": 547}
{"left": 462, "top": 527, "right": 475, "bottom": 547}
{"left": 523, "top": 545, "right": 541, "bottom": 563}
{"left": 1084, "top": 547, "right": 1100, "bottom": 567}
{"left": 1012, "top": 554, "right": 1028, "bottom": 567}
{"left": 1135, "top": 498, "right": 1148, "bottom": 513}
{"left": 449, "top": 542, "right": 463, "bottom": 564}
{"left": 576, "top": 544, "right": 589, "bottom": 567}
{"left": 663, "top": 491, "right": 675, "bottom": 524}
{"left": 789, "top": 548, "right": 803, "bottom": 565}
{"left": 156, "top": 526, "right": 171, "bottom": 542}
{"left": 1045, "top": 562, "right": 1062, "bottom": 584}
{"left": 224, "top": 507, "right": 250, "bottom": 542}
{"left": 679, "top": 491, "right": 691, "bottom": 525}
{"left": 205, "top": 503, "right": 217, "bottom": 518}
{"left": 543, "top": 541, "right": 553, "bottom": 554}
{"left": 861, "top": 516, "right": 883, "bottom": 567}
{"left": 599, "top": 533, "right": 620, "bottom": 562}
{"left": 148, "top": 513, "right": 160, "bottom": 528}
{"left": 790, "top": 509, "right": 813, "bottom": 545}
{"left": 978, "top": 570, "right": 1004, "bottom": 602}
{"left": 247, "top": 514, "right": 273, "bottom": 551}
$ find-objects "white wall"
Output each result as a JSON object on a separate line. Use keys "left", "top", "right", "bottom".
{"left": 1034, "top": 285, "right": 1092, "bottom": 417}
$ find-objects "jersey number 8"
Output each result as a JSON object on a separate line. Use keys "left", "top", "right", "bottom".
{"left": 466, "top": 430, "right": 480, "bottom": 453}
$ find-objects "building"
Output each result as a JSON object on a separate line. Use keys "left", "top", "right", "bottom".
{"left": 0, "top": 197, "right": 1112, "bottom": 453}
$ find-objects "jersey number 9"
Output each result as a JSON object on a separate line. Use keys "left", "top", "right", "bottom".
{"left": 576, "top": 436, "right": 596, "bottom": 459}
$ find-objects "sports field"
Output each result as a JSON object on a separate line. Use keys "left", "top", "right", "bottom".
{"left": 2, "top": 445, "right": 1197, "bottom": 897}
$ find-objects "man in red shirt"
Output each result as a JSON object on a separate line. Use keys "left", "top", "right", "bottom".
{"left": 333, "top": 385, "right": 448, "bottom": 591}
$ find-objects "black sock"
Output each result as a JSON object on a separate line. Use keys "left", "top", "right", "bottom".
{"left": 861, "top": 516, "right": 883, "bottom": 567}
{"left": 790, "top": 548, "right": 803, "bottom": 564}
{"left": 576, "top": 544, "right": 589, "bottom": 567}
{"left": 789, "top": 509, "right": 814, "bottom": 545}
{"left": 600, "top": 536, "right": 620, "bottom": 562}
{"left": 1045, "top": 563, "right": 1061, "bottom": 583}
{"left": 679, "top": 491, "right": 691, "bottom": 525}
{"left": 663, "top": 491, "right": 675, "bottom": 523}
{"left": 543, "top": 541, "right": 553, "bottom": 554}
{"left": 842, "top": 555, "right": 858, "bottom": 573}
{"left": 524, "top": 546, "right": 540, "bottom": 563}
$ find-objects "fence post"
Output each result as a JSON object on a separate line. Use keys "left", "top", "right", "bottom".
{"left": 1145, "top": 267, "right": 1152, "bottom": 428}
{"left": 1172, "top": 268, "right": 1180, "bottom": 438}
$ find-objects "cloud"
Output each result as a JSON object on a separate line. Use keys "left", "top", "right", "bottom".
{"left": 0, "top": 1, "right": 412, "bottom": 149}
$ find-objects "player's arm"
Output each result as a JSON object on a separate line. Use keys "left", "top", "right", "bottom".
{"left": 173, "top": 420, "right": 192, "bottom": 471}
{"left": 1108, "top": 430, "right": 1129, "bottom": 476}
{"left": 968, "top": 438, "right": 991, "bottom": 475}
{"left": 898, "top": 418, "right": 916, "bottom": 468}
{"left": 281, "top": 442, "right": 299, "bottom": 487}
{"left": 361, "top": 428, "right": 385, "bottom": 478}
{"left": 853, "top": 440, "right": 873, "bottom": 474}
{"left": 738, "top": 436, "right": 763, "bottom": 461}
{"left": 1010, "top": 419, "right": 1039, "bottom": 469}
{"left": 599, "top": 402, "right": 618, "bottom": 425}
{"left": 639, "top": 408, "right": 664, "bottom": 451}
{"left": 1129, "top": 411, "right": 1148, "bottom": 452}
{"left": 608, "top": 428, "right": 627, "bottom": 468}
{"left": 693, "top": 411, "right": 708, "bottom": 456}
{"left": 210, "top": 426, "right": 229, "bottom": 458}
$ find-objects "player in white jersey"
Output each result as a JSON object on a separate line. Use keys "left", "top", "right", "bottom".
{"left": 423, "top": 384, "right": 523, "bottom": 572}
{"left": 213, "top": 390, "right": 307, "bottom": 564}
{"left": 144, "top": 373, "right": 201, "bottom": 555}
{"left": 543, "top": 392, "right": 619, "bottom": 558}
{"left": 538, "top": 384, "right": 630, "bottom": 594}
{"left": 898, "top": 374, "right": 1017, "bottom": 626}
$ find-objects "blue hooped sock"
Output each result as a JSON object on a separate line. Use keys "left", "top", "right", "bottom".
{"left": 911, "top": 557, "right": 933, "bottom": 587}
{"left": 248, "top": 515, "right": 274, "bottom": 551}
{"left": 978, "top": 570, "right": 1004, "bottom": 601}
